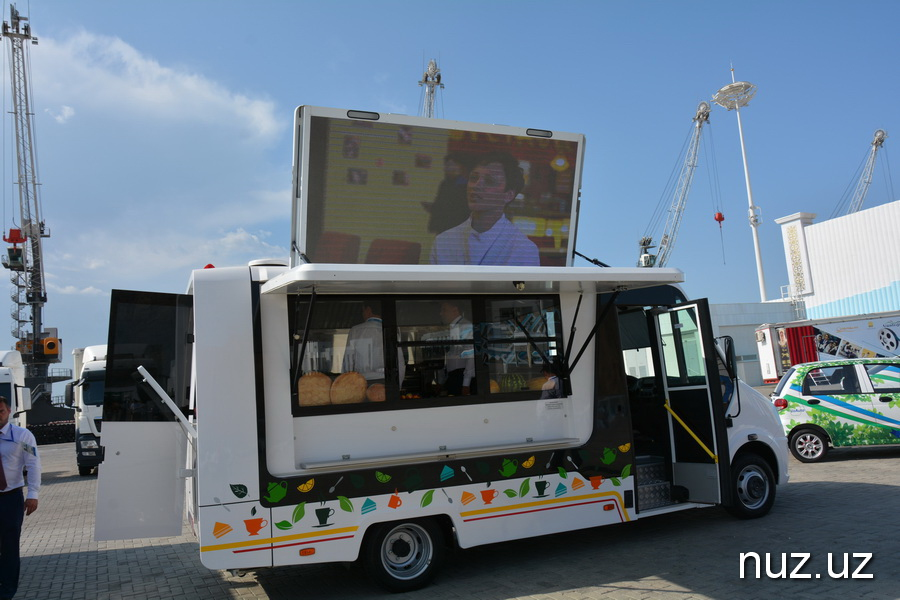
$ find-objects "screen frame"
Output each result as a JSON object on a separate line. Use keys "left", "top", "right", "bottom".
{"left": 290, "top": 106, "right": 586, "bottom": 269}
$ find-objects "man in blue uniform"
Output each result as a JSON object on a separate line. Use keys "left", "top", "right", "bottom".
{"left": 0, "top": 396, "right": 40, "bottom": 600}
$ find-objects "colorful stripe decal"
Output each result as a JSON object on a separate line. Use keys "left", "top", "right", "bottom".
{"left": 785, "top": 392, "right": 900, "bottom": 429}
{"left": 200, "top": 526, "right": 358, "bottom": 553}
{"left": 459, "top": 491, "right": 629, "bottom": 523}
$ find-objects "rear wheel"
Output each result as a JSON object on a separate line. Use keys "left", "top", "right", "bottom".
{"left": 726, "top": 453, "right": 776, "bottom": 519}
{"left": 362, "top": 519, "right": 443, "bottom": 592}
{"left": 789, "top": 429, "right": 828, "bottom": 463}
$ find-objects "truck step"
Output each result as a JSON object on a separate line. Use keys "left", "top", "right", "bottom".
{"left": 635, "top": 455, "right": 666, "bottom": 485}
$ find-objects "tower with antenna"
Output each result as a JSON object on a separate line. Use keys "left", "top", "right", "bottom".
{"left": 1, "top": 5, "right": 67, "bottom": 409}
{"left": 713, "top": 70, "right": 766, "bottom": 302}
{"left": 418, "top": 59, "right": 443, "bottom": 118}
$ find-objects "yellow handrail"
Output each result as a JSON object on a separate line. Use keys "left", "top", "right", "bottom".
{"left": 663, "top": 399, "right": 718, "bottom": 463}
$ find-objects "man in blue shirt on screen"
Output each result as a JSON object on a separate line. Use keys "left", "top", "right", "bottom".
{"left": 430, "top": 152, "right": 540, "bottom": 266}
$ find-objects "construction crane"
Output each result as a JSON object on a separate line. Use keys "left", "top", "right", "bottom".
{"left": 418, "top": 58, "right": 443, "bottom": 118}
{"left": 845, "top": 129, "right": 887, "bottom": 215}
{"left": 1, "top": 6, "right": 65, "bottom": 406}
{"left": 638, "top": 101, "right": 711, "bottom": 267}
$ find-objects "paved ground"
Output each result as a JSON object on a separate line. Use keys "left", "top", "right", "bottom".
{"left": 17, "top": 442, "right": 900, "bottom": 600}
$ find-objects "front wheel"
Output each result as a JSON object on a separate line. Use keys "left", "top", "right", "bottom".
{"left": 726, "top": 453, "right": 776, "bottom": 519}
{"left": 362, "top": 519, "right": 444, "bottom": 592}
{"left": 789, "top": 429, "right": 829, "bottom": 463}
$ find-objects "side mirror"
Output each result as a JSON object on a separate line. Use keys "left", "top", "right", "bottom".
{"left": 64, "top": 382, "right": 75, "bottom": 407}
{"left": 716, "top": 335, "right": 737, "bottom": 379}
{"left": 17, "top": 386, "right": 31, "bottom": 412}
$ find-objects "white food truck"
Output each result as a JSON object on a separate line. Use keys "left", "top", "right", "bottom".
{"left": 95, "top": 107, "right": 789, "bottom": 592}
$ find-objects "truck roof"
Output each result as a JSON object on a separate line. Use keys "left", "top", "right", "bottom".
{"left": 260, "top": 264, "right": 685, "bottom": 296}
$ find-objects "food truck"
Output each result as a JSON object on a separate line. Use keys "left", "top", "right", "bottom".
{"left": 95, "top": 107, "right": 789, "bottom": 591}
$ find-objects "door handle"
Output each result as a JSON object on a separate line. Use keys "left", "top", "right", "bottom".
{"left": 879, "top": 396, "right": 893, "bottom": 403}
{"left": 807, "top": 399, "right": 820, "bottom": 405}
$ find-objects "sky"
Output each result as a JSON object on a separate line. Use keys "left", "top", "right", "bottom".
{"left": 2, "top": 0, "right": 898, "bottom": 393}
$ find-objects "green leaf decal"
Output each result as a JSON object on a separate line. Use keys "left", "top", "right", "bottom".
{"left": 518, "top": 478, "right": 531, "bottom": 497}
{"left": 230, "top": 484, "right": 248, "bottom": 499}
{"left": 503, "top": 489, "right": 517, "bottom": 498}
{"left": 338, "top": 496, "right": 354, "bottom": 512}
{"left": 621, "top": 463, "right": 632, "bottom": 479}
{"left": 292, "top": 502, "right": 306, "bottom": 523}
{"left": 420, "top": 490, "right": 435, "bottom": 507}
{"left": 251, "top": 506, "right": 257, "bottom": 516}
{"left": 611, "top": 477, "right": 621, "bottom": 486}
{"left": 558, "top": 466, "right": 568, "bottom": 479}
{"left": 275, "top": 520, "right": 293, "bottom": 531}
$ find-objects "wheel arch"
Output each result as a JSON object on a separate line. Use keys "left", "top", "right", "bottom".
{"left": 731, "top": 440, "right": 780, "bottom": 483}
{"left": 787, "top": 423, "right": 832, "bottom": 447}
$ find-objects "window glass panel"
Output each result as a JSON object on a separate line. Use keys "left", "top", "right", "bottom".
{"left": 396, "top": 299, "right": 474, "bottom": 398}
{"left": 802, "top": 365, "right": 860, "bottom": 395}
{"left": 865, "top": 363, "right": 900, "bottom": 393}
{"left": 291, "top": 298, "right": 390, "bottom": 408}
{"left": 481, "top": 298, "right": 563, "bottom": 397}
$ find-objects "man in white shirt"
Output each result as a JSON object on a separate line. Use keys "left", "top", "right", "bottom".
{"left": 430, "top": 152, "right": 540, "bottom": 266}
{"left": 0, "top": 396, "right": 40, "bottom": 600}
{"left": 439, "top": 301, "right": 476, "bottom": 395}
{"left": 342, "top": 303, "right": 387, "bottom": 381}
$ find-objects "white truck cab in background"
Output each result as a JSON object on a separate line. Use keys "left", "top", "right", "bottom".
{"left": 67, "top": 345, "right": 106, "bottom": 476}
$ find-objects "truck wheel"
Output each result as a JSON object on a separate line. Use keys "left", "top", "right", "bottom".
{"left": 362, "top": 519, "right": 443, "bottom": 592}
{"left": 726, "top": 453, "right": 776, "bottom": 519}
{"left": 789, "top": 429, "right": 828, "bottom": 463}
{"left": 78, "top": 465, "right": 94, "bottom": 476}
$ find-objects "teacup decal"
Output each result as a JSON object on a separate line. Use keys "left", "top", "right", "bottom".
{"left": 264, "top": 481, "right": 287, "bottom": 503}
{"left": 244, "top": 517, "right": 268, "bottom": 536}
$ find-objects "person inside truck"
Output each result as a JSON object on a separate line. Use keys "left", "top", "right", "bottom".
{"left": 429, "top": 152, "right": 539, "bottom": 266}
{"left": 342, "top": 302, "right": 387, "bottom": 382}
{"left": 439, "top": 300, "right": 476, "bottom": 395}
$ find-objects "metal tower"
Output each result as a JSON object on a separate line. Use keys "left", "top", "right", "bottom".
{"left": 846, "top": 129, "right": 888, "bottom": 214}
{"left": 638, "top": 101, "right": 711, "bottom": 268}
{"left": 1, "top": 5, "right": 63, "bottom": 401}
{"left": 418, "top": 59, "right": 443, "bottom": 118}
{"left": 713, "top": 71, "right": 767, "bottom": 302}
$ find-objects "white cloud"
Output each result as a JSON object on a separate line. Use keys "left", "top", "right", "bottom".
{"left": 46, "top": 105, "right": 75, "bottom": 124}
{"left": 48, "top": 283, "right": 103, "bottom": 296}
{"left": 33, "top": 31, "right": 282, "bottom": 144}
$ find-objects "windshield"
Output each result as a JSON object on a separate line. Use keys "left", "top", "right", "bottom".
{"left": 772, "top": 367, "right": 795, "bottom": 398}
{"left": 82, "top": 371, "right": 106, "bottom": 406}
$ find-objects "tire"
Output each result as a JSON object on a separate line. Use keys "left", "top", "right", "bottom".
{"left": 726, "top": 453, "right": 776, "bottom": 519}
{"left": 78, "top": 465, "right": 94, "bottom": 476}
{"left": 362, "top": 519, "right": 444, "bottom": 592}
{"left": 789, "top": 429, "right": 829, "bottom": 463}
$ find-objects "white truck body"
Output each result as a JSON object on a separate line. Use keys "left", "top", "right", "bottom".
{"left": 0, "top": 349, "right": 30, "bottom": 423}
{"left": 95, "top": 262, "right": 789, "bottom": 589}
{"left": 70, "top": 345, "right": 107, "bottom": 475}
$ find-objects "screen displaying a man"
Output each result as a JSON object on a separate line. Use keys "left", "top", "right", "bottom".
{"left": 429, "top": 152, "right": 540, "bottom": 266}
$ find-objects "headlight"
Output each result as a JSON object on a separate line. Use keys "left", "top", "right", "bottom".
{"left": 79, "top": 439, "right": 99, "bottom": 449}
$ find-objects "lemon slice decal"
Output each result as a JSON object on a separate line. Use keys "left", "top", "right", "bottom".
{"left": 375, "top": 471, "right": 392, "bottom": 483}
{"left": 297, "top": 479, "right": 315, "bottom": 493}
{"left": 618, "top": 443, "right": 631, "bottom": 453}
{"left": 522, "top": 456, "right": 536, "bottom": 468}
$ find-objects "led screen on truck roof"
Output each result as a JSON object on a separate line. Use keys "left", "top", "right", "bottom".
{"left": 291, "top": 107, "right": 585, "bottom": 268}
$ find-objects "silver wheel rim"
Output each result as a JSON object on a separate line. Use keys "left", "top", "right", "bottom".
{"left": 795, "top": 432, "right": 824, "bottom": 460}
{"left": 380, "top": 523, "right": 433, "bottom": 581}
{"left": 735, "top": 464, "right": 770, "bottom": 510}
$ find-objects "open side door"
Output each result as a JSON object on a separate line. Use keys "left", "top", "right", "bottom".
{"left": 650, "top": 300, "right": 730, "bottom": 504}
{"left": 95, "top": 290, "right": 193, "bottom": 541}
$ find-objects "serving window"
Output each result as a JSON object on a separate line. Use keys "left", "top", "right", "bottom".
{"left": 289, "top": 294, "right": 565, "bottom": 415}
